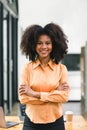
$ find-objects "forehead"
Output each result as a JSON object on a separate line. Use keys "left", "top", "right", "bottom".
{"left": 38, "top": 34, "right": 51, "bottom": 40}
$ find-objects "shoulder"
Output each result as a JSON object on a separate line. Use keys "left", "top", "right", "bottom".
{"left": 21, "top": 61, "right": 33, "bottom": 72}
{"left": 57, "top": 63, "right": 68, "bottom": 71}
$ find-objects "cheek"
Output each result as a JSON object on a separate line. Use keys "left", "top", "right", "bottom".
{"left": 35, "top": 45, "right": 39, "bottom": 52}
{"left": 49, "top": 45, "right": 52, "bottom": 51}
{"left": 35, "top": 46, "right": 41, "bottom": 54}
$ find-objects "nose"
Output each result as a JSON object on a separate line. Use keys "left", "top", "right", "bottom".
{"left": 41, "top": 43, "right": 47, "bottom": 48}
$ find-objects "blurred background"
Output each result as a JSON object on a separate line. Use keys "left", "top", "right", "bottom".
{"left": 0, "top": 0, "right": 87, "bottom": 119}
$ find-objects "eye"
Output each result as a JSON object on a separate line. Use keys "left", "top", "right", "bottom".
{"left": 46, "top": 41, "right": 52, "bottom": 45}
{"left": 36, "top": 41, "right": 42, "bottom": 45}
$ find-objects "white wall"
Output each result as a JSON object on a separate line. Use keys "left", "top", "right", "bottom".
{"left": 19, "top": 0, "right": 87, "bottom": 53}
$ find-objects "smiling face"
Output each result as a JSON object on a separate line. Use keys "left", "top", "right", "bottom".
{"left": 36, "top": 35, "right": 52, "bottom": 60}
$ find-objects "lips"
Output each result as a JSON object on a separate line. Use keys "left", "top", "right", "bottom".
{"left": 40, "top": 50, "right": 48, "bottom": 53}
{"left": 40, "top": 51, "right": 48, "bottom": 55}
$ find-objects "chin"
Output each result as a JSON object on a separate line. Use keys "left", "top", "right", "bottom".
{"left": 40, "top": 55, "right": 48, "bottom": 58}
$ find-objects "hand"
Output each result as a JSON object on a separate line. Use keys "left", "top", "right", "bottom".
{"left": 56, "top": 82, "right": 70, "bottom": 91}
{"left": 19, "top": 85, "right": 40, "bottom": 98}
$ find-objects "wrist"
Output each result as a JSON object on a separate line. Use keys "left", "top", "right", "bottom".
{"left": 34, "top": 91, "right": 40, "bottom": 98}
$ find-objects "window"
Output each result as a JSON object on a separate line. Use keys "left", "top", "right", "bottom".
{"left": 62, "top": 54, "right": 80, "bottom": 71}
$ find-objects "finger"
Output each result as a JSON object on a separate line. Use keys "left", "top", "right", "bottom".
{"left": 61, "top": 82, "right": 67, "bottom": 85}
{"left": 63, "top": 86, "right": 69, "bottom": 90}
{"left": 19, "top": 87, "right": 26, "bottom": 92}
{"left": 19, "top": 89, "right": 25, "bottom": 94}
{"left": 19, "top": 89, "right": 27, "bottom": 95}
{"left": 20, "top": 84, "right": 26, "bottom": 86}
{"left": 19, "top": 91, "right": 26, "bottom": 95}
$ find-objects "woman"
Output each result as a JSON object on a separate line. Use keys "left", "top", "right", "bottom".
{"left": 18, "top": 22, "right": 70, "bottom": 130}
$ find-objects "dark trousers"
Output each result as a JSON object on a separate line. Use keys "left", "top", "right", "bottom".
{"left": 22, "top": 114, "right": 65, "bottom": 130}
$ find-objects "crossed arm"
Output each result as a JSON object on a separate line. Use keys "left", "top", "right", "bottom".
{"left": 18, "top": 82, "right": 70, "bottom": 104}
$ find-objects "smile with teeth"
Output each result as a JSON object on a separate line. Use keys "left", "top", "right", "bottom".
{"left": 40, "top": 51, "right": 48, "bottom": 54}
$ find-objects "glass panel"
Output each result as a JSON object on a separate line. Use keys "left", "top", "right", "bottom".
{"left": 62, "top": 54, "right": 80, "bottom": 71}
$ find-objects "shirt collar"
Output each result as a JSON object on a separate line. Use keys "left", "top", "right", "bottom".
{"left": 32, "top": 59, "right": 41, "bottom": 69}
{"left": 32, "top": 59, "right": 55, "bottom": 70}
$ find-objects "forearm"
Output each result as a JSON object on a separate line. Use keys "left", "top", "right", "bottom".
{"left": 18, "top": 85, "right": 42, "bottom": 104}
{"left": 40, "top": 83, "right": 70, "bottom": 103}
{"left": 33, "top": 91, "right": 40, "bottom": 98}
{"left": 18, "top": 93, "right": 45, "bottom": 105}
{"left": 40, "top": 89, "right": 70, "bottom": 103}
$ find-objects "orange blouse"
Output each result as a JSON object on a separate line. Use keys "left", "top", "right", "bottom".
{"left": 18, "top": 59, "right": 70, "bottom": 124}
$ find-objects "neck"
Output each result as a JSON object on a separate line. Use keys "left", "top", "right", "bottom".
{"left": 39, "top": 57, "right": 50, "bottom": 65}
